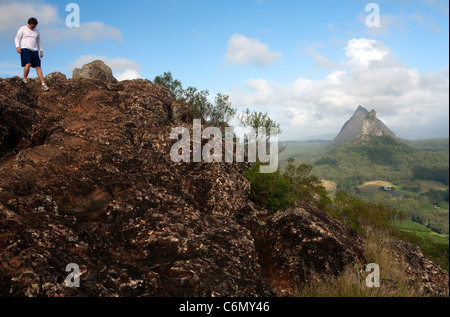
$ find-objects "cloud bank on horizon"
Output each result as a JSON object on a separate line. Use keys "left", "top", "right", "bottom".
{"left": 229, "top": 37, "right": 449, "bottom": 140}
{"left": 0, "top": 0, "right": 448, "bottom": 140}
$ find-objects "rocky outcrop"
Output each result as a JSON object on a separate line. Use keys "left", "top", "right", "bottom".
{"left": 0, "top": 72, "right": 260, "bottom": 296}
{"left": 384, "top": 239, "right": 449, "bottom": 296}
{"left": 0, "top": 62, "right": 447, "bottom": 297}
{"left": 333, "top": 106, "right": 396, "bottom": 145}
{"left": 362, "top": 110, "right": 387, "bottom": 137}
{"left": 239, "top": 202, "right": 365, "bottom": 296}
{"left": 72, "top": 60, "right": 118, "bottom": 83}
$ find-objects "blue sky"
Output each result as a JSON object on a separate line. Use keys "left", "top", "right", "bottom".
{"left": 1, "top": 0, "right": 449, "bottom": 140}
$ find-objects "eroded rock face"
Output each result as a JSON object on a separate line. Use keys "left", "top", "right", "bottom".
{"left": 239, "top": 202, "right": 365, "bottom": 296}
{"left": 72, "top": 60, "right": 118, "bottom": 83}
{"left": 362, "top": 110, "right": 384, "bottom": 137}
{"left": 0, "top": 93, "right": 39, "bottom": 158}
{"left": 0, "top": 62, "right": 447, "bottom": 297}
{"left": 384, "top": 239, "right": 449, "bottom": 296}
{"left": 0, "top": 71, "right": 265, "bottom": 297}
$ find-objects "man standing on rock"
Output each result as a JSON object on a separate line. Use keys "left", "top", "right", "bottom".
{"left": 15, "top": 17, "right": 49, "bottom": 91}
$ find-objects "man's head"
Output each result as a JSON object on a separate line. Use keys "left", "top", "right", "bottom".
{"left": 28, "top": 17, "right": 38, "bottom": 29}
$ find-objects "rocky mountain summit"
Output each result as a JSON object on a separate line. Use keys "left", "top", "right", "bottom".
{"left": 333, "top": 105, "right": 396, "bottom": 145}
{"left": 0, "top": 61, "right": 448, "bottom": 297}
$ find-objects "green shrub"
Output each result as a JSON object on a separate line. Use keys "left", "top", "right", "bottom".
{"left": 244, "top": 162, "right": 293, "bottom": 214}
{"left": 244, "top": 159, "right": 331, "bottom": 214}
{"left": 330, "top": 191, "right": 404, "bottom": 234}
{"left": 283, "top": 158, "right": 331, "bottom": 210}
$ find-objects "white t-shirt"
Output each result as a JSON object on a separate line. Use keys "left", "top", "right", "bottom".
{"left": 15, "top": 26, "right": 42, "bottom": 52}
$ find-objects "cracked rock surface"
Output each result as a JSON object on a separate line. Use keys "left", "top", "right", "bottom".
{"left": 0, "top": 62, "right": 447, "bottom": 297}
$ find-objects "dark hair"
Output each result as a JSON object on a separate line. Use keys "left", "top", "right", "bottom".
{"left": 28, "top": 17, "right": 38, "bottom": 25}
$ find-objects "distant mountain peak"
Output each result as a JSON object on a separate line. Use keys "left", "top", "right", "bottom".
{"left": 333, "top": 106, "right": 396, "bottom": 145}
{"left": 366, "top": 109, "right": 377, "bottom": 120}
{"left": 356, "top": 105, "right": 368, "bottom": 112}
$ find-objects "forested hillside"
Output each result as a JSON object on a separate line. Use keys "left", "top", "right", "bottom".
{"left": 301, "top": 135, "right": 449, "bottom": 190}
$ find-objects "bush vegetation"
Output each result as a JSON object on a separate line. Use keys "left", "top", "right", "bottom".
{"left": 297, "top": 229, "right": 425, "bottom": 297}
{"left": 154, "top": 71, "right": 236, "bottom": 130}
{"left": 244, "top": 157, "right": 449, "bottom": 294}
{"left": 244, "top": 159, "right": 331, "bottom": 214}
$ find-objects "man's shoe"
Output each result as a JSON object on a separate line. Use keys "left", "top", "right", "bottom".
{"left": 42, "top": 84, "right": 50, "bottom": 92}
{"left": 23, "top": 79, "right": 27, "bottom": 84}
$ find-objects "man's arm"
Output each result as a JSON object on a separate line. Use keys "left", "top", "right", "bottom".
{"left": 37, "top": 31, "right": 43, "bottom": 58}
{"left": 15, "top": 27, "right": 23, "bottom": 53}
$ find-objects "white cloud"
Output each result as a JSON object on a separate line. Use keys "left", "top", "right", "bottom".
{"left": 0, "top": 1, "right": 59, "bottom": 32}
{"left": 314, "top": 55, "right": 338, "bottom": 70}
{"left": 46, "top": 22, "right": 122, "bottom": 44}
{"left": 345, "top": 38, "right": 389, "bottom": 67}
{"left": 115, "top": 69, "right": 141, "bottom": 82}
{"left": 69, "top": 55, "right": 141, "bottom": 81}
{"left": 229, "top": 38, "right": 449, "bottom": 140}
{"left": 0, "top": 1, "right": 122, "bottom": 44}
{"left": 304, "top": 46, "right": 339, "bottom": 70}
{"left": 225, "top": 33, "right": 282, "bottom": 68}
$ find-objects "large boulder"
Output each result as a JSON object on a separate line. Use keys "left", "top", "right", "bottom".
{"left": 384, "top": 239, "right": 449, "bottom": 296}
{"left": 72, "top": 60, "right": 118, "bottom": 83}
{"left": 239, "top": 202, "right": 365, "bottom": 296}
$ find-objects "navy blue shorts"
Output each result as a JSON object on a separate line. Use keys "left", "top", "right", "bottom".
{"left": 20, "top": 48, "right": 41, "bottom": 68}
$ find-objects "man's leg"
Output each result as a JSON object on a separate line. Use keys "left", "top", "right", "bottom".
{"left": 23, "top": 63, "right": 31, "bottom": 81}
{"left": 35, "top": 66, "right": 45, "bottom": 84}
{"left": 35, "top": 66, "right": 49, "bottom": 91}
